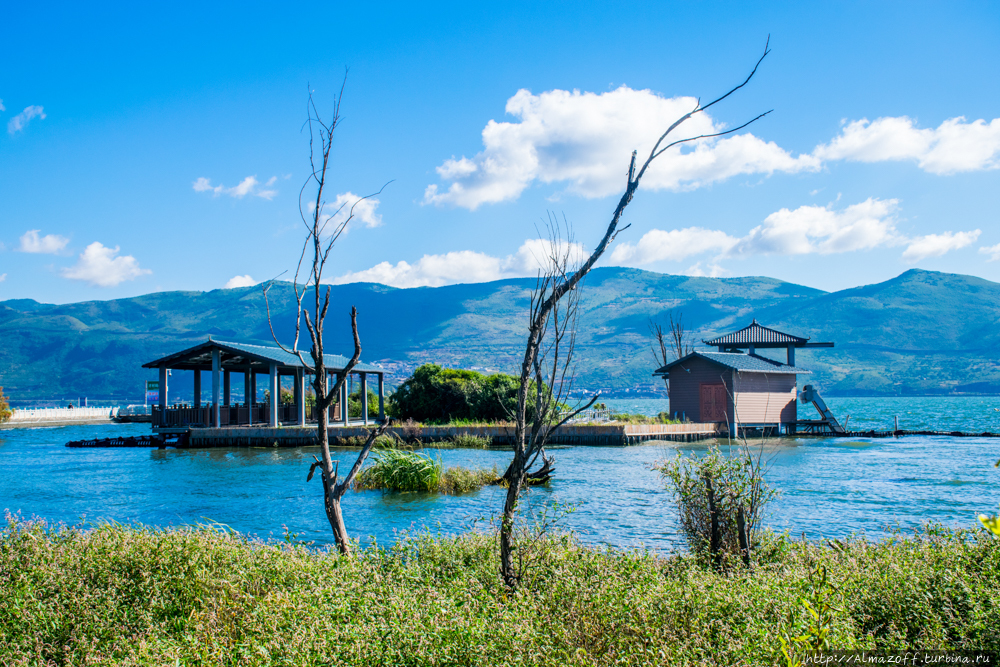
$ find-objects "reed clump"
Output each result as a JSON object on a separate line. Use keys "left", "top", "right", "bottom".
{"left": 354, "top": 449, "right": 441, "bottom": 492}
{"left": 449, "top": 433, "right": 493, "bottom": 449}
{"left": 2, "top": 517, "right": 998, "bottom": 665}
{"left": 353, "top": 450, "right": 496, "bottom": 494}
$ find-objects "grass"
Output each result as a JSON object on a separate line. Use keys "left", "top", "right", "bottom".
{"left": 353, "top": 450, "right": 498, "bottom": 494}
{"left": 1, "top": 517, "right": 998, "bottom": 665}
{"left": 609, "top": 411, "right": 681, "bottom": 425}
{"left": 353, "top": 449, "right": 441, "bottom": 492}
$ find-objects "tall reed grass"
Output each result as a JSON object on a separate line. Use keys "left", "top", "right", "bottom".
{"left": 1, "top": 517, "right": 998, "bottom": 665}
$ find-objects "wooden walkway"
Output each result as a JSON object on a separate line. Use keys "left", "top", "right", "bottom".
{"left": 66, "top": 422, "right": 723, "bottom": 448}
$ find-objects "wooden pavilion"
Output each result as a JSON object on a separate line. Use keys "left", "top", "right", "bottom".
{"left": 653, "top": 320, "right": 836, "bottom": 434}
{"left": 142, "top": 339, "right": 386, "bottom": 432}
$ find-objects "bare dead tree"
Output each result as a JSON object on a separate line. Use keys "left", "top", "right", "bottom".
{"left": 263, "top": 77, "right": 390, "bottom": 555}
{"left": 649, "top": 311, "right": 693, "bottom": 387}
{"left": 499, "top": 39, "right": 774, "bottom": 591}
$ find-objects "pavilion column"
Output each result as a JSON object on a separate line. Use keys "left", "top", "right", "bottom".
{"left": 193, "top": 371, "right": 201, "bottom": 408}
{"left": 361, "top": 372, "right": 369, "bottom": 426}
{"left": 268, "top": 363, "right": 279, "bottom": 427}
{"left": 243, "top": 368, "right": 251, "bottom": 405}
{"left": 212, "top": 349, "right": 221, "bottom": 428}
{"left": 296, "top": 368, "right": 305, "bottom": 426}
{"left": 378, "top": 374, "right": 385, "bottom": 422}
{"left": 223, "top": 370, "right": 231, "bottom": 406}
{"left": 158, "top": 364, "right": 168, "bottom": 426}
{"left": 251, "top": 372, "right": 257, "bottom": 405}
{"left": 787, "top": 344, "right": 795, "bottom": 367}
{"left": 341, "top": 373, "right": 349, "bottom": 426}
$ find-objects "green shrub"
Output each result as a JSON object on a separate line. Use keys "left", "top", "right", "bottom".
{"left": 0, "top": 387, "right": 10, "bottom": 424}
{"left": 656, "top": 444, "right": 777, "bottom": 564}
{"left": 348, "top": 386, "right": 381, "bottom": 420}
{"left": 389, "top": 363, "right": 546, "bottom": 423}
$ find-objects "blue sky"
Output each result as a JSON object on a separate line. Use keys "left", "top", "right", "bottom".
{"left": 1, "top": 0, "right": 999, "bottom": 304}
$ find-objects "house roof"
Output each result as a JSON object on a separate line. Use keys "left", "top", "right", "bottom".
{"left": 653, "top": 351, "right": 809, "bottom": 376}
{"left": 142, "top": 338, "right": 384, "bottom": 374}
{"left": 703, "top": 319, "right": 808, "bottom": 348}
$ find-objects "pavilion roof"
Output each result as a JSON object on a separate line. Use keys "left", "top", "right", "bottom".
{"left": 142, "top": 338, "right": 384, "bottom": 374}
{"left": 653, "top": 351, "right": 809, "bottom": 377}
{"left": 703, "top": 319, "right": 809, "bottom": 348}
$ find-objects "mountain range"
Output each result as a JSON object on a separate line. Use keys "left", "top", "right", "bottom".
{"left": 2, "top": 267, "right": 999, "bottom": 403}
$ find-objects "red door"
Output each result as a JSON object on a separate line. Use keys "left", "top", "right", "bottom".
{"left": 699, "top": 384, "right": 728, "bottom": 422}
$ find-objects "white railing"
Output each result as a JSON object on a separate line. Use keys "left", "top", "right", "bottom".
{"left": 563, "top": 407, "right": 614, "bottom": 424}
{"left": 8, "top": 407, "right": 118, "bottom": 423}
{"left": 118, "top": 405, "right": 152, "bottom": 416}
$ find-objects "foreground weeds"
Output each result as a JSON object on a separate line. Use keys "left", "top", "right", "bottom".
{"left": 1, "top": 518, "right": 998, "bottom": 665}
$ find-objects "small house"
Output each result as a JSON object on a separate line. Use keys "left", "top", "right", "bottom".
{"left": 653, "top": 320, "right": 833, "bottom": 433}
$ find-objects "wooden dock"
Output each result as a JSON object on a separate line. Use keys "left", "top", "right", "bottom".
{"left": 66, "top": 422, "right": 723, "bottom": 449}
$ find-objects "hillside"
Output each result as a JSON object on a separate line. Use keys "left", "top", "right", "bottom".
{"left": 1, "top": 267, "right": 998, "bottom": 402}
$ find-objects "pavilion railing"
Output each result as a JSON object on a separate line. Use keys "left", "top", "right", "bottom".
{"left": 152, "top": 402, "right": 344, "bottom": 428}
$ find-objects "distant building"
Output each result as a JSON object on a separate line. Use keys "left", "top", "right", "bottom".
{"left": 653, "top": 320, "right": 834, "bottom": 433}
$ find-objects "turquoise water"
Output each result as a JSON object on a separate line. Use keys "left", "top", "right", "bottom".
{"left": 2, "top": 396, "right": 999, "bottom": 551}
{"left": 604, "top": 395, "right": 1000, "bottom": 432}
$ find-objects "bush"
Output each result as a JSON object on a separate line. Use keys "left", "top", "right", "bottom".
{"left": 0, "top": 387, "right": 10, "bottom": 424}
{"left": 655, "top": 444, "right": 776, "bottom": 565}
{"left": 389, "top": 363, "right": 544, "bottom": 423}
{"left": 348, "top": 386, "right": 381, "bottom": 420}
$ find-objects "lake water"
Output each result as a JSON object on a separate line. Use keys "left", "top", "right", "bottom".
{"left": 2, "top": 396, "right": 999, "bottom": 551}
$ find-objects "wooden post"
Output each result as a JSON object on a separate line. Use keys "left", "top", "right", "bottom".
{"left": 158, "top": 364, "right": 168, "bottom": 426}
{"left": 223, "top": 370, "right": 231, "bottom": 407}
{"left": 342, "top": 373, "right": 349, "bottom": 427}
{"left": 787, "top": 344, "right": 795, "bottom": 367}
{"left": 269, "top": 363, "right": 279, "bottom": 427}
{"left": 894, "top": 415, "right": 898, "bottom": 434}
{"left": 361, "top": 372, "right": 369, "bottom": 426}
{"left": 378, "top": 373, "right": 385, "bottom": 422}
{"left": 251, "top": 372, "right": 257, "bottom": 406}
{"left": 193, "top": 370, "right": 201, "bottom": 409}
{"left": 244, "top": 368, "right": 251, "bottom": 406}
{"left": 212, "top": 348, "right": 221, "bottom": 428}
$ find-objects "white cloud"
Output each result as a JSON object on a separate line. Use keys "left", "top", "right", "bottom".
{"left": 683, "top": 262, "right": 726, "bottom": 278}
{"left": 979, "top": 243, "right": 1000, "bottom": 262}
{"left": 7, "top": 105, "right": 45, "bottom": 135}
{"left": 193, "top": 175, "right": 278, "bottom": 199}
{"left": 902, "top": 230, "right": 981, "bottom": 263}
{"left": 331, "top": 238, "right": 587, "bottom": 288}
{"left": 0, "top": 273, "right": 6, "bottom": 282}
{"left": 0, "top": 99, "right": 5, "bottom": 112}
{"left": 730, "top": 198, "right": 903, "bottom": 256}
{"left": 322, "top": 192, "right": 382, "bottom": 232}
{"left": 605, "top": 197, "right": 979, "bottom": 269}
{"left": 61, "top": 242, "right": 150, "bottom": 287}
{"left": 19, "top": 229, "right": 69, "bottom": 254}
{"left": 224, "top": 275, "right": 256, "bottom": 288}
{"left": 424, "top": 86, "right": 817, "bottom": 210}
{"left": 333, "top": 251, "right": 501, "bottom": 288}
{"left": 814, "top": 116, "right": 1000, "bottom": 174}
{"left": 610, "top": 227, "right": 738, "bottom": 266}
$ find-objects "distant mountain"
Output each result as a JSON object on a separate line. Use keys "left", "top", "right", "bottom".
{"left": 1, "top": 267, "right": 998, "bottom": 402}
